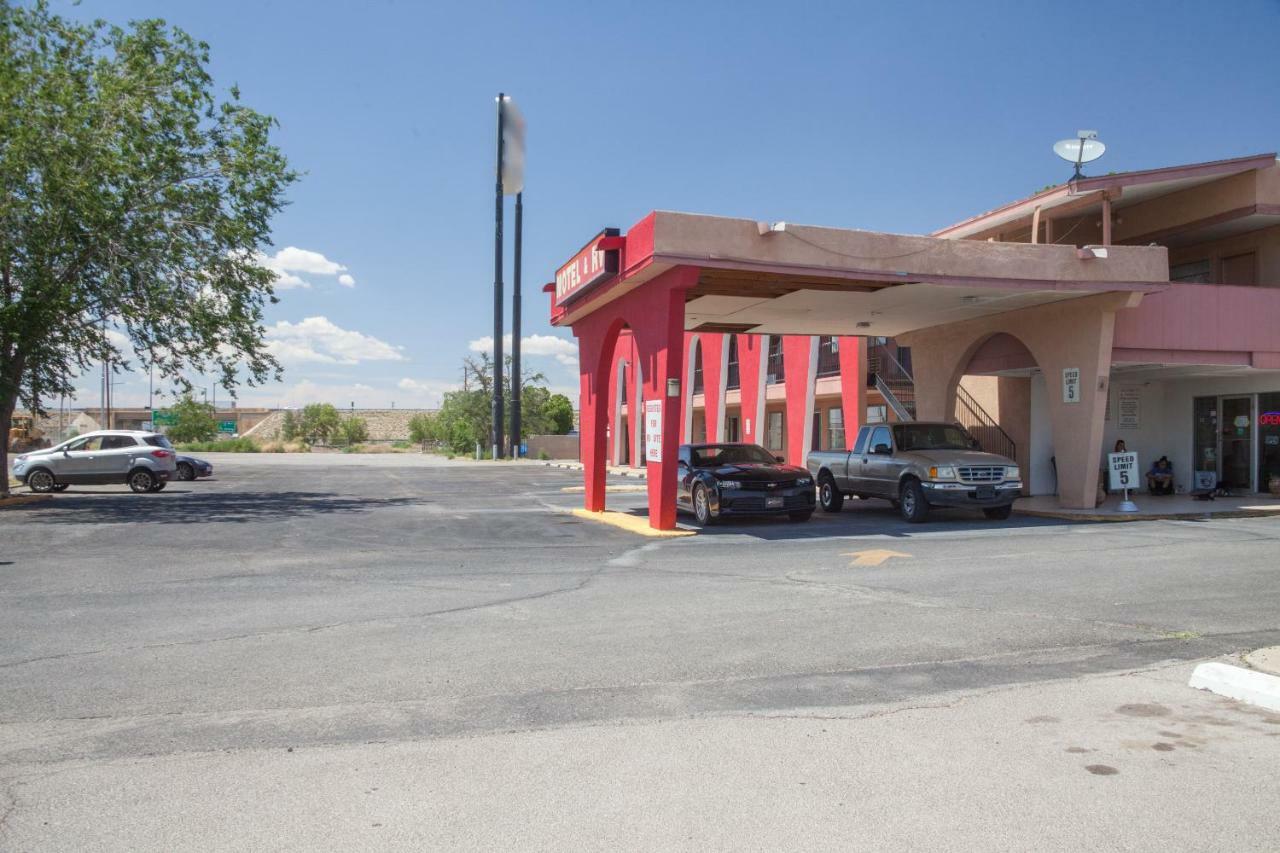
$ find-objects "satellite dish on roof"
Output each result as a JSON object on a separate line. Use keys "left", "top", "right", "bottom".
{"left": 1054, "top": 130, "right": 1106, "bottom": 181}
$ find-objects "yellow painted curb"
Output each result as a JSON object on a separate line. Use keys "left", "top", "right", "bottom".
{"left": 570, "top": 508, "right": 695, "bottom": 537}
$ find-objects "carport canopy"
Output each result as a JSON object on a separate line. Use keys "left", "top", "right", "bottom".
{"left": 548, "top": 211, "right": 1171, "bottom": 529}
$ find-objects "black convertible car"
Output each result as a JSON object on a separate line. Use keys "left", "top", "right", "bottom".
{"left": 676, "top": 443, "right": 815, "bottom": 525}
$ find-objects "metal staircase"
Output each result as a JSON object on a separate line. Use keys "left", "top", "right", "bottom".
{"left": 868, "top": 342, "right": 917, "bottom": 421}
{"left": 867, "top": 340, "right": 1017, "bottom": 460}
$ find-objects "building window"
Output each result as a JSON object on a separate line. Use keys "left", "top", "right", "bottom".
{"left": 1260, "top": 392, "right": 1280, "bottom": 490}
{"left": 692, "top": 346, "right": 704, "bottom": 394}
{"left": 828, "top": 407, "right": 845, "bottom": 449}
{"left": 816, "top": 336, "right": 840, "bottom": 377}
{"left": 1222, "top": 252, "right": 1257, "bottom": 286}
{"left": 867, "top": 404, "right": 888, "bottom": 424}
{"left": 726, "top": 336, "right": 740, "bottom": 390}
{"left": 1171, "top": 259, "right": 1212, "bottom": 283}
{"left": 766, "top": 411, "right": 784, "bottom": 449}
{"left": 726, "top": 415, "right": 740, "bottom": 442}
{"left": 766, "top": 337, "right": 785, "bottom": 384}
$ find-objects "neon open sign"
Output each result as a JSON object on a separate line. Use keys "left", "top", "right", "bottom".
{"left": 1261, "top": 412, "right": 1280, "bottom": 427}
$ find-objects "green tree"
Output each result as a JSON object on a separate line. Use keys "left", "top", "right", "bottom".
{"left": 300, "top": 403, "right": 340, "bottom": 444}
{"left": 544, "top": 394, "right": 575, "bottom": 435}
{"left": 407, "top": 412, "right": 441, "bottom": 450}
{"left": 338, "top": 416, "right": 368, "bottom": 446}
{"left": 280, "top": 409, "right": 299, "bottom": 442}
{"left": 164, "top": 394, "right": 218, "bottom": 443}
{"left": 0, "top": 3, "right": 297, "bottom": 494}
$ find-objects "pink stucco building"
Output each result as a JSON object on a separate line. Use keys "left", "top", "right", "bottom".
{"left": 548, "top": 153, "right": 1280, "bottom": 529}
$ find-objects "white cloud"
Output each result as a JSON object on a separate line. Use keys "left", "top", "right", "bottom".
{"left": 255, "top": 246, "right": 354, "bottom": 290}
{"left": 396, "top": 377, "right": 459, "bottom": 407}
{"left": 469, "top": 333, "right": 578, "bottom": 367}
{"left": 265, "top": 316, "right": 405, "bottom": 365}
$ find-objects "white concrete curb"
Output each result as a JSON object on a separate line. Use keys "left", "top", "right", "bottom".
{"left": 1188, "top": 661, "right": 1280, "bottom": 712}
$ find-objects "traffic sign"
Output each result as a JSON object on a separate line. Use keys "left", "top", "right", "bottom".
{"left": 1108, "top": 452, "right": 1138, "bottom": 491}
{"left": 218, "top": 420, "right": 236, "bottom": 434}
{"left": 152, "top": 411, "right": 177, "bottom": 426}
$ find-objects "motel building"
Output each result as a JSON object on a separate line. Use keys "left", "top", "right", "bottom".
{"left": 546, "top": 153, "right": 1280, "bottom": 530}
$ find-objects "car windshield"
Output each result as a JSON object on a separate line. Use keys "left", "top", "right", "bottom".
{"left": 143, "top": 435, "right": 174, "bottom": 449}
{"left": 892, "top": 423, "right": 976, "bottom": 452}
{"left": 691, "top": 444, "right": 777, "bottom": 467}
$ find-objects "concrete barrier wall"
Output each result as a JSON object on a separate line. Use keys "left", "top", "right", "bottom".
{"left": 526, "top": 434, "right": 579, "bottom": 460}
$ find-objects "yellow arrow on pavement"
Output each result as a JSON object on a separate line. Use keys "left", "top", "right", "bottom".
{"left": 841, "top": 549, "right": 911, "bottom": 567}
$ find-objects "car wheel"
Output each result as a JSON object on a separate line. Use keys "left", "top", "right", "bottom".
{"left": 128, "top": 469, "right": 156, "bottom": 493}
{"left": 693, "top": 484, "right": 714, "bottom": 526}
{"left": 176, "top": 462, "right": 195, "bottom": 481}
{"left": 818, "top": 474, "right": 844, "bottom": 513}
{"left": 983, "top": 504, "right": 1013, "bottom": 520}
{"left": 899, "top": 479, "right": 930, "bottom": 523}
{"left": 788, "top": 510, "right": 813, "bottom": 522}
{"left": 27, "top": 468, "right": 56, "bottom": 493}
{"left": 53, "top": 484, "right": 70, "bottom": 492}
{"left": 149, "top": 480, "right": 167, "bottom": 492}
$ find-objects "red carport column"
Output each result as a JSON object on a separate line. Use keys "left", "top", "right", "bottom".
{"left": 782, "top": 335, "right": 818, "bottom": 466}
{"left": 632, "top": 267, "right": 698, "bottom": 530}
{"left": 736, "top": 334, "right": 766, "bottom": 445}
{"left": 575, "top": 327, "right": 612, "bottom": 512}
{"left": 838, "top": 336, "right": 867, "bottom": 449}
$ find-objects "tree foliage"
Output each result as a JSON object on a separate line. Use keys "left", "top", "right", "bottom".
{"left": 338, "top": 416, "right": 368, "bottom": 446}
{"left": 0, "top": 2, "right": 297, "bottom": 494}
{"left": 280, "top": 409, "right": 299, "bottom": 442}
{"left": 299, "top": 403, "right": 340, "bottom": 444}
{"left": 433, "top": 354, "right": 570, "bottom": 455}
{"left": 544, "top": 394, "right": 574, "bottom": 435}
{"left": 407, "top": 412, "right": 441, "bottom": 450}
{"left": 163, "top": 394, "right": 217, "bottom": 443}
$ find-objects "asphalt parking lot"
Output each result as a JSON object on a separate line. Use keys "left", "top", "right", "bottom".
{"left": 2, "top": 455, "right": 1279, "bottom": 851}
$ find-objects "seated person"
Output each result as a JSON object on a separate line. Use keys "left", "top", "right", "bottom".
{"left": 1147, "top": 456, "right": 1174, "bottom": 495}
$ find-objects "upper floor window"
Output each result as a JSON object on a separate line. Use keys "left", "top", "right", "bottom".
{"left": 692, "top": 344, "right": 704, "bottom": 394}
{"left": 766, "top": 337, "right": 785, "bottom": 384}
{"left": 726, "top": 337, "right": 740, "bottom": 390}
{"left": 1171, "top": 259, "right": 1212, "bottom": 283}
{"left": 816, "top": 336, "right": 840, "bottom": 377}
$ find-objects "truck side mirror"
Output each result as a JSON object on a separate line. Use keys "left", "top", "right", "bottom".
{"left": 775, "top": 455, "right": 785, "bottom": 463}
{"left": 873, "top": 443, "right": 891, "bottom": 455}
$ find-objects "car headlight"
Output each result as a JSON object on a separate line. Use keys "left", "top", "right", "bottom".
{"left": 719, "top": 480, "right": 742, "bottom": 490}
{"left": 929, "top": 466, "right": 956, "bottom": 480}
{"left": 796, "top": 477, "right": 812, "bottom": 486}
{"left": 1006, "top": 466, "right": 1020, "bottom": 480}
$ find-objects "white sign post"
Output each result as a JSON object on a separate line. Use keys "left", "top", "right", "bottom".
{"left": 644, "top": 400, "right": 663, "bottom": 464}
{"left": 1108, "top": 451, "right": 1139, "bottom": 512}
{"left": 1062, "top": 368, "right": 1081, "bottom": 404}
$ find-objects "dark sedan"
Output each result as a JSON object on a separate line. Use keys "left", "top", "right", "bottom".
{"left": 676, "top": 443, "right": 815, "bottom": 525}
{"left": 175, "top": 455, "right": 213, "bottom": 481}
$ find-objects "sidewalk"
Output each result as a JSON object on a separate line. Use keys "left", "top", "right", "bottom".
{"left": 531, "top": 459, "right": 648, "bottom": 479}
{"left": 1016, "top": 492, "right": 1280, "bottom": 522}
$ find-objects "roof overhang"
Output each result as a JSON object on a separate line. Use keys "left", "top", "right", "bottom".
{"left": 550, "top": 212, "right": 1169, "bottom": 336}
{"left": 932, "top": 153, "right": 1279, "bottom": 242}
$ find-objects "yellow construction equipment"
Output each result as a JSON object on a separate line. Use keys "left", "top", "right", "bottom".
{"left": 7, "top": 416, "right": 49, "bottom": 453}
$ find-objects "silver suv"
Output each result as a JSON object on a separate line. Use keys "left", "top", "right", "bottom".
{"left": 11, "top": 430, "right": 178, "bottom": 493}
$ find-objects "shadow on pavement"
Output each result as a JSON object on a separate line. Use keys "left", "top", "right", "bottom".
{"left": 4, "top": 490, "right": 428, "bottom": 525}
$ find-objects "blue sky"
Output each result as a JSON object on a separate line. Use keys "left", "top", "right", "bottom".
{"left": 56, "top": 0, "right": 1280, "bottom": 409}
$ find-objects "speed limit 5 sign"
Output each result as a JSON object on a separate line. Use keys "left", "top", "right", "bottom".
{"left": 1108, "top": 452, "right": 1139, "bottom": 491}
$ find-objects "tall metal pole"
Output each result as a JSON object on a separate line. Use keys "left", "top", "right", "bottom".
{"left": 491, "top": 93, "right": 506, "bottom": 460}
{"left": 510, "top": 191, "right": 523, "bottom": 457}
